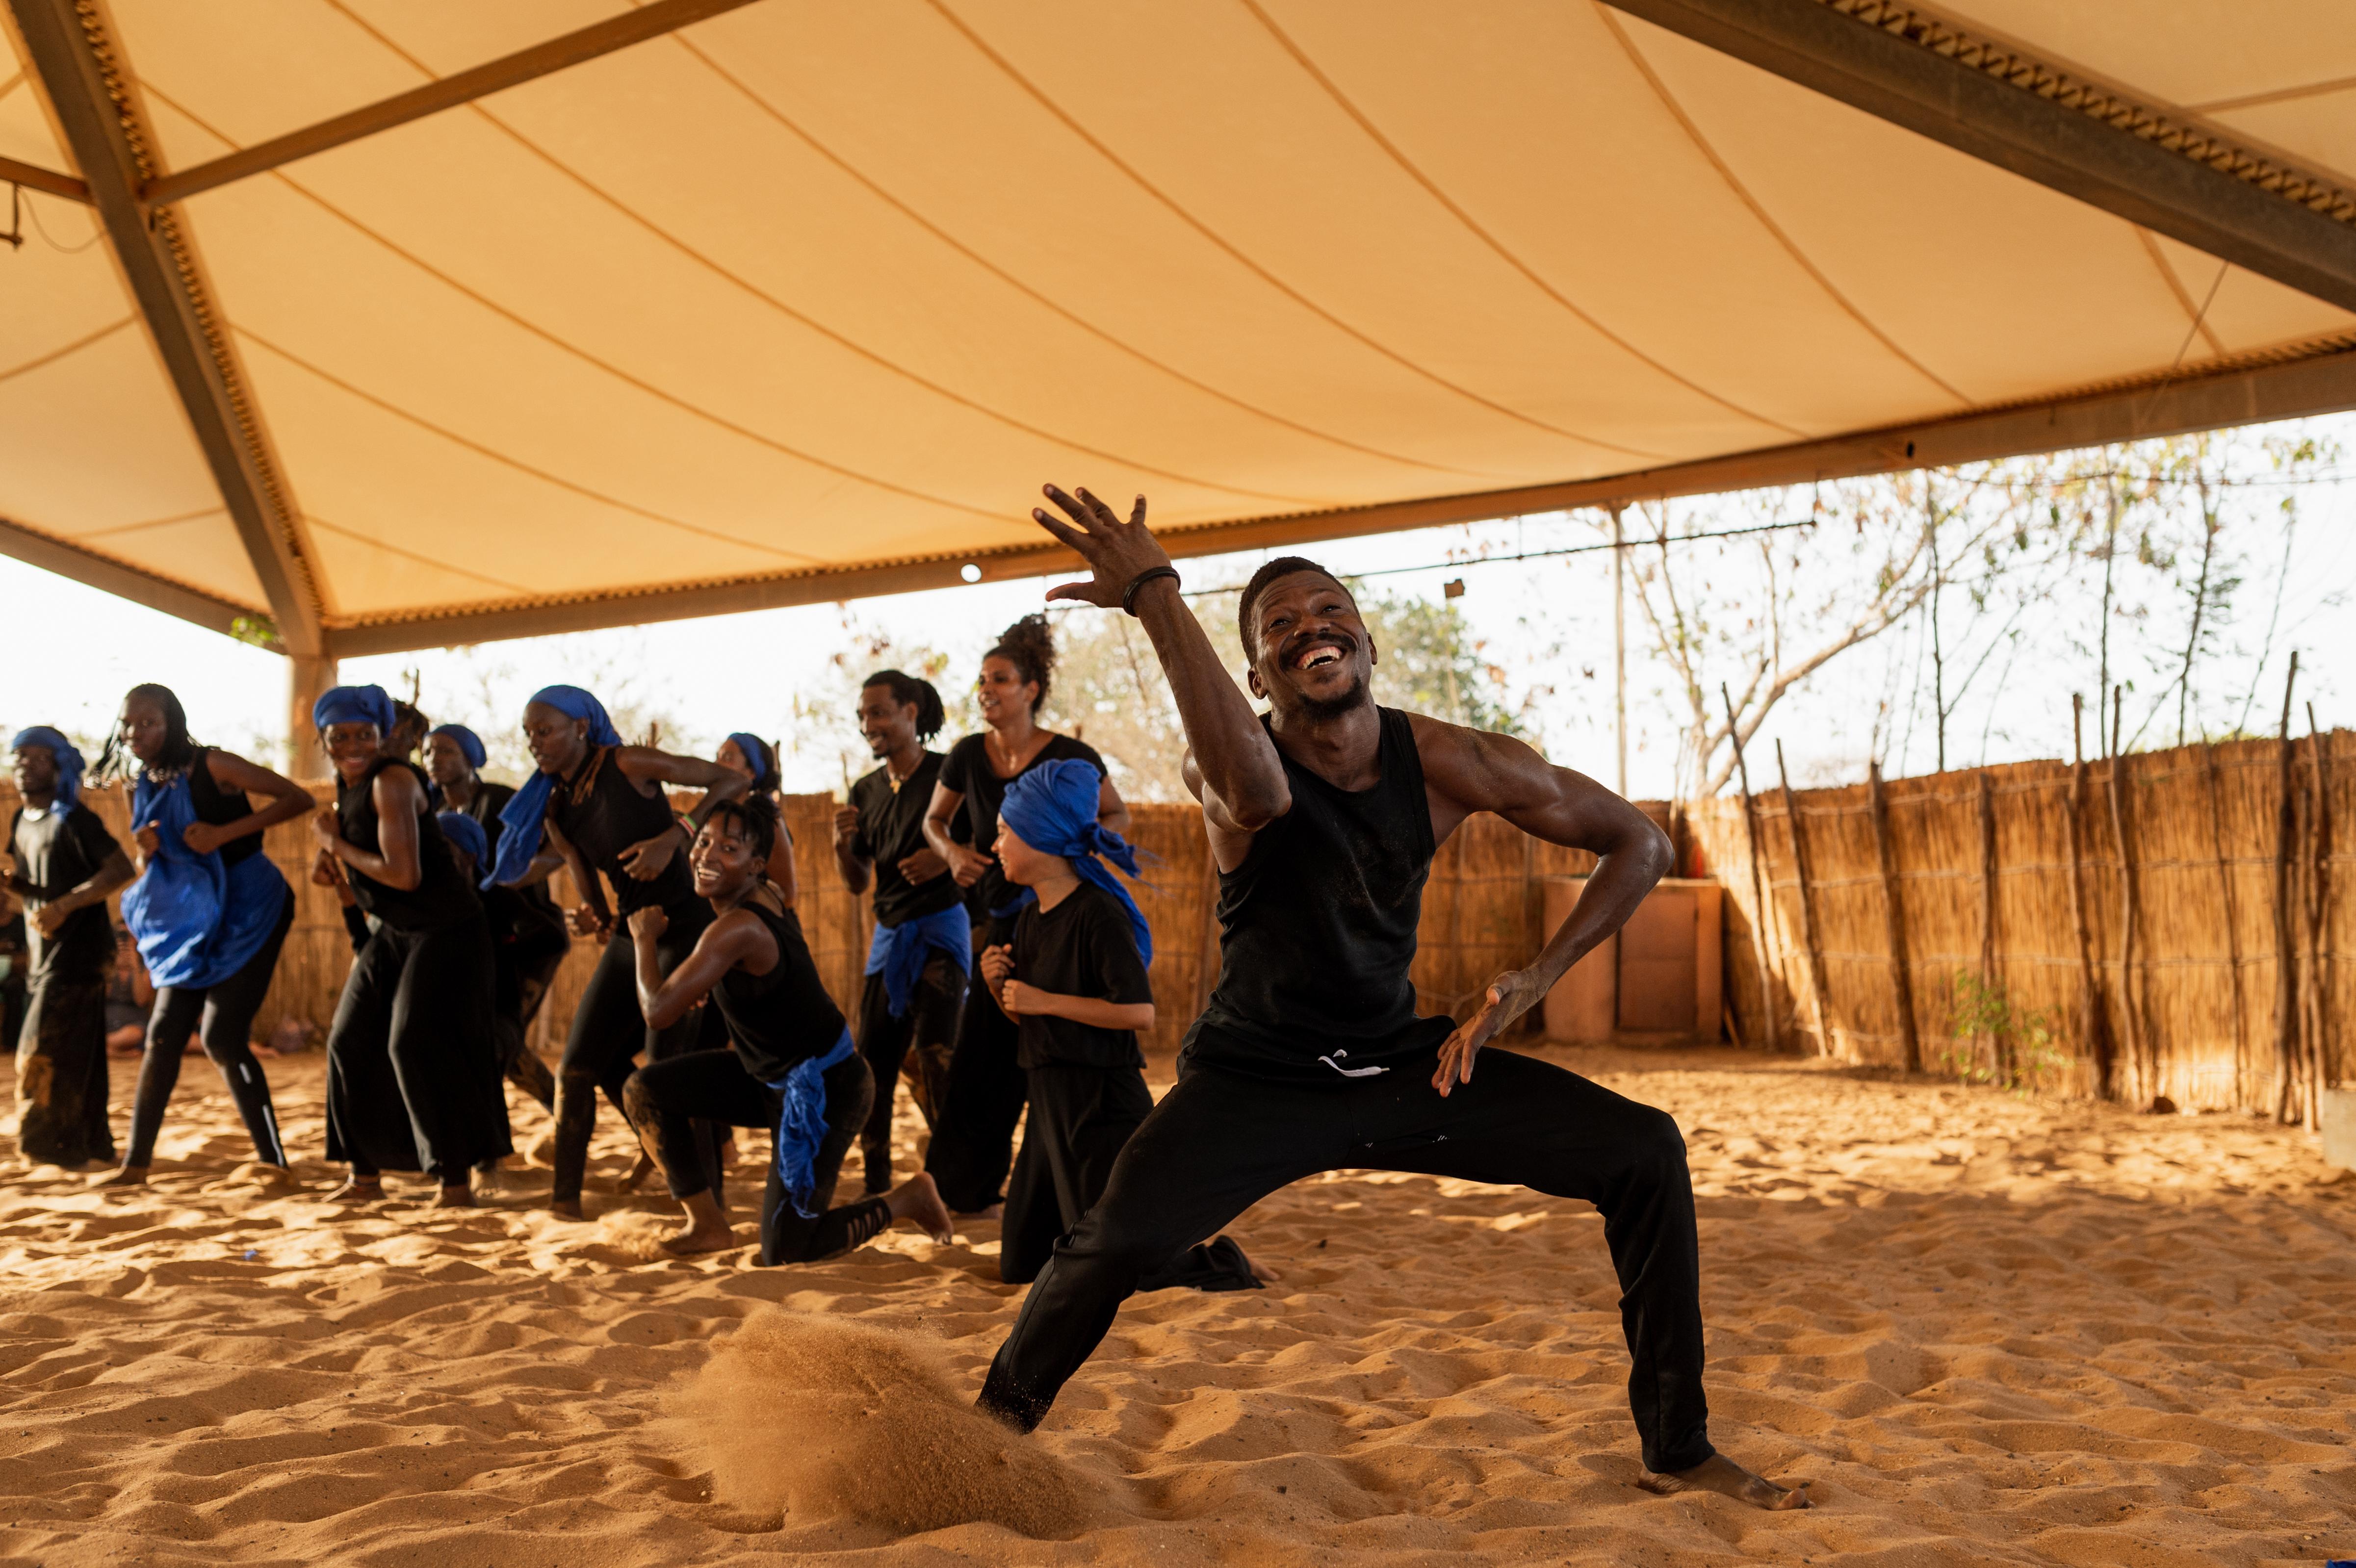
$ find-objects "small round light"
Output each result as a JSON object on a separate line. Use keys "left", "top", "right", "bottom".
{"left": 959, "top": 563, "right": 982, "bottom": 583}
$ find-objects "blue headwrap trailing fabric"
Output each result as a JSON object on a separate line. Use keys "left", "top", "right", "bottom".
{"left": 427, "top": 723, "right": 487, "bottom": 771}
{"left": 998, "top": 758, "right": 1153, "bottom": 966}
{"left": 311, "top": 684, "right": 396, "bottom": 734}
{"left": 435, "top": 810, "right": 489, "bottom": 873}
{"left": 863, "top": 905, "right": 972, "bottom": 1020}
{"left": 725, "top": 732, "right": 775, "bottom": 793}
{"left": 8, "top": 726, "right": 86, "bottom": 812}
{"left": 764, "top": 1024, "right": 859, "bottom": 1219}
{"left": 120, "top": 766, "right": 290, "bottom": 989}
{"left": 486, "top": 686, "right": 621, "bottom": 889}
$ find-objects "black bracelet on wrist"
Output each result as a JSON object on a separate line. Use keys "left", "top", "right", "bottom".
{"left": 1121, "top": 565, "right": 1180, "bottom": 616}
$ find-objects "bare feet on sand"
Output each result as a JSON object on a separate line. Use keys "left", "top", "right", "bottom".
{"left": 1250, "top": 1257, "right": 1283, "bottom": 1284}
{"left": 1638, "top": 1453, "right": 1810, "bottom": 1510}
{"left": 548, "top": 1197, "right": 586, "bottom": 1221}
{"left": 616, "top": 1153, "right": 656, "bottom": 1194}
{"left": 886, "top": 1172, "right": 955, "bottom": 1243}
{"left": 95, "top": 1165, "right": 149, "bottom": 1189}
{"left": 430, "top": 1184, "right": 474, "bottom": 1210}
{"left": 327, "top": 1178, "right": 385, "bottom": 1205}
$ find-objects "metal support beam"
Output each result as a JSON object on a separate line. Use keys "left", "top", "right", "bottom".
{"left": 1601, "top": 0, "right": 2356, "bottom": 313}
{"left": 325, "top": 339, "right": 2356, "bottom": 655}
{"left": 0, "top": 514, "right": 269, "bottom": 643}
{"left": 6, "top": 0, "right": 324, "bottom": 657}
{"left": 0, "top": 151, "right": 87, "bottom": 201}
{"left": 143, "top": 0, "right": 766, "bottom": 207}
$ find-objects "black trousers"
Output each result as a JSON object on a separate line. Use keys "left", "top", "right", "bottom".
{"left": 126, "top": 896, "right": 293, "bottom": 1169}
{"left": 325, "top": 911, "right": 512, "bottom": 1180}
{"left": 14, "top": 950, "right": 113, "bottom": 1167}
{"left": 977, "top": 1048, "right": 1715, "bottom": 1475}
{"left": 924, "top": 934, "right": 1026, "bottom": 1211}
{"left": 623, "top": 1048, "right": 893, "bottom": 1265}
{"left": 552, "top": 900, "right": 714, "bottom": 1205}
{"left": 853, "top": 953, "right": 963, "bottom": 1195}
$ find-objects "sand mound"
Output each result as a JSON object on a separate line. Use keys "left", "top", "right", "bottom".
{"left": 676, "top": 1311, "right": 1093, "bottom": 1537}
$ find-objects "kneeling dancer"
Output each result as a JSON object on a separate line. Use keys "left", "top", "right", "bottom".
{"left": 977, "top": 487, "right": 1808, "bottom": 1511}
{"left": 313, "top": 686, "right": 511, "bottom": 1205}
{"left": 620, "top": 797, "right": 953, "bottom": 1260}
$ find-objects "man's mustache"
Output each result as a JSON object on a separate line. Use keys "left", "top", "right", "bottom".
{"left": 1277, "top": 628, "right": 1358, "bottom": 667}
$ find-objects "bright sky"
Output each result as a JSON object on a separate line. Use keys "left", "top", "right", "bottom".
{"left": 4, "top": 419, "right": 2352, "bottom": 801}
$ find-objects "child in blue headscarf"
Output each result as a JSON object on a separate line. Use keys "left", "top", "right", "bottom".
{"left": 982, "top": 759, "right": 1262, "bottom": 1293}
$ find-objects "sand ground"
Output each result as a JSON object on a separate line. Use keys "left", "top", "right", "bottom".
{"left": 1, "top": 1041, "right": 2352, "bottom": 1567}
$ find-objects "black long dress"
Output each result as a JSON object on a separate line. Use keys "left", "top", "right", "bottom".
{"left": 324, "top": 758, "right": 511, "bottom": 1179}
{"left": 9, "top": 800, "right": 125, "bottom": 1166}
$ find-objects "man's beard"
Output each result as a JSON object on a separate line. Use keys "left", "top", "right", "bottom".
{"left": 1295, "top": 671, "right": 1371, "bottom": 720}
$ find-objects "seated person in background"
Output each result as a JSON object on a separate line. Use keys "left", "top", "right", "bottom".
{"left": 986, "top": 759, "right": 1263, "bottom": 1291}
{"left": 104, "top": 929, "right": 153, "bottom": 1056}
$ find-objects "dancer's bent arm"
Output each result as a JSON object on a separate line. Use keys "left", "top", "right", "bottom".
{"left": 626, "top": 902, "right": 773, "bottom": 1029}
{"left": 609, "top": 749, "right": 749, "bottom": 884}
{"left": 312, "top": 766, "right": 428, "bottom": 891}
{"left": 184, "top": 750, "right": 315, "bottom": 856}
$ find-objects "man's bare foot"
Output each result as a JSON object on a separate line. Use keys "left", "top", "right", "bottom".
{"left": 548, "top": 1197, "right": 586, "bottom": 1221}
{"left": 431, "top": 1183, "right": 475, "bottom": 1209}
{"left": 95, "top": 1165, "right": 149, "bottom": 1189}
{"left": 1637, "top": 1453, "right": 1810, "bottom": 1510}
{"left": 327, "top": 1178, "right": 385, "bottom": 1204}
{"left": 885, "top": 1171, "right": 955, "bottom": 1243}
{"left": 660, "top": 1219, "right": 738, "bottom": 1256}
{"left": 617, "top": 1153, "right": 655, "bottom": 1193}
{"left": 1250, "top": 1257, "right": 1284, "bottom": 1284}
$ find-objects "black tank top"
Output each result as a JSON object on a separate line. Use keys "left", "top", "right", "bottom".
{"left": 1181, "top": 707, "right": 1451, "bottom": 1084}
{"left": 189, "top": 747, "right": 261, "bottom": 866}
{"left": 337, "top": 758, "right": 479, "bottom": 932}
{"left": 712, "top": 897, "right": 849, "bottom": 1082}
{"left": 544, "top": 746, "right": 695, "bottom": 916}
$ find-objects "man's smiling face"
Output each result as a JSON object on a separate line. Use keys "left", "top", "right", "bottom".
{"left": 1246, "top": 570, "right": 1376, "bottom": 719}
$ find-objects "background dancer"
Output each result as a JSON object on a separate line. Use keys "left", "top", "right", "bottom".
{"left": 8, "top": 728, "right": 133, "bottom": 1169}
{"left": 922, "top": 617, "right": 1128, "bottom": 1215}
{"left": 832, "top": 672, "right": 962, "bottom": 1195}
{"left": 485, "top": 686, "right": 749, "bottom": 1219}
{"left": 621, "top": 797, "right": 954, "bottom": 1259}
{"left": 716, "top": 733, "right": 797, "bottom": 906}
{"left": 101, "top": 684, "right": 309, "bottom": 1186}
{"left": 975, "top": 487, "right": 1808, "bottom": 1512}
{"left": 984, "top": 758, "right": 1261, "bottom": 1292}
{"left": 311, "top": 686, "right": 510, "bottom": 1207}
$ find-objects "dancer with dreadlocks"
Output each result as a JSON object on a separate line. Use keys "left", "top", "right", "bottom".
{"left": 102, "top": 684, "right": 311, "bottom": 1185}
{"left": 973, "top": 487, "right": 1808, "bottom": 1511}
{"left": 8, "top": 727, "right": 133, "bottom": 1169}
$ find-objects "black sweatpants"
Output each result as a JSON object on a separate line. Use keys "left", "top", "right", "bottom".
{"left": 622, "top": 1048, "right": 893, "bottom": 1265}
{"left": 125, "top": 896, "right": 293, "bottom": 1169}
{"left": 325, "top": 911, "right": 513, "bottom": 1180}
{"left": 552, "top": 900, "right": 714, "bottom": 1206}
{"left": 853, "top": 953, "right": 963, "bottom": 1195}
{"left": 924, "top": 944, "right": 1026, "bottom": 1211}
{"left": 977, "top": 1047, "right": 1715, "bottom": 1475}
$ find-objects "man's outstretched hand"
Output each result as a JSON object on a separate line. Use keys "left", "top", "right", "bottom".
{"left": 1432, "top": 967, "right": 1548, "bottom": 1096}
{"left": 1035, "top": 486, "right": 1169, "bottom": 609}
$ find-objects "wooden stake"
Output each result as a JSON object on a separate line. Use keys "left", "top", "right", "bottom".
{"left": 1867, "top": 761, "right": 1922, "bottom": 1074}
{"left": 2200, "top": 741, "right": 2251, "bottom": 1111}
{"left": 1776, "top": 740, "right": 1834, "bottom": 1058}
{"left": 2304, "top": 704, "right": 2332, "bottom": 1132}
{"left": 2105, "top": 686, "right": 2149, "bottom": 1106}
{"left": 1722, "top": 684, "right": 1780, "bottom": 1054}
{"left": 2066, "top": 695, "right": 2112, "bottom": 1097}
{"left": 2272, "top": 653, "right": 2301, "bottom": 1125}
{"left": 1976, "top": 768, "right": 2000, "bottom": 1082}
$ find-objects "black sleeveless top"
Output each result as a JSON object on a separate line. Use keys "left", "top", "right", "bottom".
{"left": 337, "top": 758, "right": 478, "bottom": 932}
{"left": 712, "top": 896, "right": 849, "bottom": 1082}
{"left": 544, "top": 746, "right": 694, "bottom": 917}
{"left": 1181, "top": 707, "right": 1451, "bottom": 1084}
{"left": 189, "top": 746, "right": 261, "bottom": 866}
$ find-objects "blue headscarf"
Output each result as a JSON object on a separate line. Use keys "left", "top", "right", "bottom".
{"left": 311, "top": 684, "right": 396, "bottom": 734}
{"left": 8, "top": 726, "right": 86, "bottom": 812}
{"left": 435, "top": 810, "right": 489, "bottom": 874}
{"left": 998, "top": 758, "right": 1152, "bottom": 965}
{"left": 426, "top": 723, "right": 487, "bottom": 771}
{"left": 725, "top": 732, "right": 775, "bottom": 793}
{"left": 487, "top": 685, "right": 621, "bottom": 889}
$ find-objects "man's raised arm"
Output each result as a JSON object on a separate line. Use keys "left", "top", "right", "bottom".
{"left": 1034, "top": 486, "right": 1289, "bottom": 829}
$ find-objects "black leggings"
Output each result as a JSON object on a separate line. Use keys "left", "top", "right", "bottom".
{"left": 923, "top": 949, "right": 1027, "bottom": 1211}
{"left": 551, "top": 901, "right": 714, "bottom": 1205}
{"left": 853, "top": 953, "right": 963, "bottom": 1195}
{"left": 125, "top": 897, "right": 293, "bottom": 1169}
{"left": 977, "top": 1048, "right": 1716, "bottom": 1475}
{"left": 622, "top": 1049, "right": 892, "bottom": 1265}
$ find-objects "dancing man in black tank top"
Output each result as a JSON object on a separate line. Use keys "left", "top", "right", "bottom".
{"left": 977, "top": 487, "right": 1808, "bottom": 1512}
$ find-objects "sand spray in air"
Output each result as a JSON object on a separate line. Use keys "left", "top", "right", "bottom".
{"left": 674, "top": 1310, "right": 1096, "bottom": 1537}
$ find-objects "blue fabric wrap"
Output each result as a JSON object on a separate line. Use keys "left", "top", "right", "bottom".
{"left": 312, "top": 684, "right": 395, "bottom": 733}
{"left": 8, "top": 726, "right": 85, "bottom": 812}
{"left": 486, "top": 686, "right": 621, "bottom": 889}
{"left": 726, "top": 732, "right": 775, "bottom": 792}
{"left": 996, "top": 758, "right": 1153, "bottom": 966}
{"left": 863, "top": 904, "right": 973, "bottom": 1019}
{"left": 427, "top": 723, "right": 487, "bottom": 770}
{"left": 764, "top": 1024, "right": 859, "bottom": 1219}
{"left": 120, "top": 769, "right": 290, "bottom": 989}
{"left": 435, "top": 810, "right": 489, "bottom": 872}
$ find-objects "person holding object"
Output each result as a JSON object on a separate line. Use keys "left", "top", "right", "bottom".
{"left": 984, "top": 757, "right": 1263, "bottom": 1292}
{"left": 8, "top": 727, "right": 134, "bottom": 1169}
{"left": 972, "top": 486, "right": 1809, "bottom": 1512}
{"left": 621, "top": 796, "right": 954, "bottom": 1260}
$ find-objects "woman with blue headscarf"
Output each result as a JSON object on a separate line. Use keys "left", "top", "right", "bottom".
{"left": 98, "top": 683, "right": 314, "bottom": 1185}
{"left": 8, "top": 727, "right": 134, "bottom": 1168}
{"left": 310, "top": 685, "right": 510, "bottom": 1206}
{"left": 491, "top": 687, "right": 751, "bottom": 1219}
{"left": 715, "top": 732, "right": 798, "bottom": 908}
